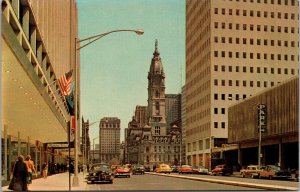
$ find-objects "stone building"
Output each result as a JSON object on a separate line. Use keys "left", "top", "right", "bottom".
{"left": 126, "top": 41, "right": 181, "bottom": 169}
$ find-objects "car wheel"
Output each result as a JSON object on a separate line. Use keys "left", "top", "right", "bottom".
{"left": 269, "top": 175, "right": 272, "bottom": 180}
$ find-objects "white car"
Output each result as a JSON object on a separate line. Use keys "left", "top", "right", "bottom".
{"left": 192, "top": 166, "right": 209, "bottom": 174}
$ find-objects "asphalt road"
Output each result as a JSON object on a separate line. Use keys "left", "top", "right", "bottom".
{"left": 84, "top": 174, "right": 259, "bottom": 190}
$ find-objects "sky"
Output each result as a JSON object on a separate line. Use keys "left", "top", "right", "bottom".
{"left": 77, "top": 0, "right": 185, "bottom": 142}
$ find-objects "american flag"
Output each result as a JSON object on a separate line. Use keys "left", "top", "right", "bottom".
{"left": 58, "top": 70, "right": 73, "bottom": 96}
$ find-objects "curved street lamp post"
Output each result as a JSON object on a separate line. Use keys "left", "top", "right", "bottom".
{"left": 72, "top": 29, "right": 144, "bottom": 187}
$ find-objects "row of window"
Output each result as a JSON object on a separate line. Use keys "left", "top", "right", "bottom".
{"left": 214, "top": 79, "right": 280, "bottom": 88}
{"left": 214, "top": 65, "right": 297, "bottom": 75}
{"left": 214, "top": 22, "right": 297, "bottom": 34}
{"left": 214, "top": 122, "right": 226, "bottom": 129}
{"left": 225, "top": 0, "right": 297, "bottom": 6}
{"left": 214, "top": 8, "right": 297, "bottom": 20}
{"left": 214, "top": 36, "right": 296, "bottom": 48}
{"left": 101, "top": 123, "right": 120, "bottom": 128}
{"left": 214, "top": 51, "right": 297, "bottom": 61}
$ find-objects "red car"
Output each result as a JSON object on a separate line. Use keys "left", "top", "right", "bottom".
{"left": 114, "top": 165, "right": 131, "bottom": 178}
{"left": 178, "top": 165, "right": 193, "bottom": 174}
{"left": 211, "top": 164, "right": 233, "bottom": 176}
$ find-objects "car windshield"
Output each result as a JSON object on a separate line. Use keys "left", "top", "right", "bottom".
{"left": 182, "top": 165, "right": 191, "bottom": 168}
{"left": 92, "top": 164, "right": 110, "bottom": 172}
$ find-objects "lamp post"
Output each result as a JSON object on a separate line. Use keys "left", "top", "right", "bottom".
{"left": 228, "top": 96, "right": 265, "bottom": 168}
{"left": 72, "top": 29, "right": 144, "bottom": 186}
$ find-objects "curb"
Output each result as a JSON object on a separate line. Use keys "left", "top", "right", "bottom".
{"left": 146, "top": 172, "right": 299, "bottom": 191}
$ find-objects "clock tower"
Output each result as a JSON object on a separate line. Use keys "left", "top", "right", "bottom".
{"left": 147, "top": 40, "right": 167, "bottom": 136}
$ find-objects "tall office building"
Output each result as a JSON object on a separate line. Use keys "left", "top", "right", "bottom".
{"left": 134, "top": 106, "right": 148, "bottom": 128}
{"left": 99, "top": 117, "right": 121, "bottom": 163}
{"left": 165, "top": 94, "right": 181, "bottom": 134}
{"left": 185, "top": 0, "right": 299, "bottom": 169}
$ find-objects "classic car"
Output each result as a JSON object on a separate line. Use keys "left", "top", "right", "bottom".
{"left": 171, "top": 165, "right": 179, "bottom": 173}
{"left": 114, "top": 165, "right": 131, "bottom": 178}
{"left": 132, "top": 164, "right": 145, "bottom": 175}
{"left": 86, "top": 163, "right": 113, "bottom": 184}
{"left": 211, "top": 164, "right": 233, "bottom": 176}
{"left": 259, "top": 165, "right": 291, "bottom": 180}
{"left": 178, "top": 165, "right": 193, "bottom": 174}
{"left": 155, "top": 163, "right": 172, "bottom": 174}
{"left": 192, "top": 166, "right": 209, "bottom": 174}
{"left": 240, "top": 165, "right": 265, "bottom": 178}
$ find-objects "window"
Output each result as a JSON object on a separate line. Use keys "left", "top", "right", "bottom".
{"left": 222, "top": 37, "right": 226, "bottom": 43}
{"left": 214, "top": 51, "right": 218, "bottom": 57}
{"left": 214, "top": 122, "right": 218, "bottom": 128}
{"left": 271, "top": 40, "right": 274, "bottom": 46}
{"left": 284, "top": 68, "right": 288, "bottom": 74}
{"left": 250, "top": 53, "right": 254, "bottom": 59}
{"left": 236, "top": 38, "right": 240, "bottom": 44}
{"left": 284, "top": 54, "right": 288, "bottom": 61}
{"left": 250, "top": 10, "right": 254, "bottom": 16}
{"left": 236, "top": 66, "right": 239, "bottom": 72}
{"left": 250, "top": 24, "right": 254, "bottom": 31}
{"left": 243, "top": 52, "right": 247, "bottom": 58}
{"left": 257, "top": 81, "right": 261, "bottom": 87}
{"left": 236, "top": 24, "right": 240, "bottom": 30}
{"left": 264, "top": 67, "right": 267, "bottom": 73}
{"left": 229, "top": 9, "right": 233, "bottom": 15}
{"left": 221, "top": 80, "right": 225, "bottom": 86}
{"left": 257, "top": 67, "right": 261, "bottom": 73}
{"left": 291, "top": 69, "right": 295, "bottom": 75}
{"left": 214, "top": 79, "right": 218, "bottom": 85}
{"left": 243, "top": 10, "right": 247, "bottom": 16}
{"left": 222, "top": 65, "right": 225, "bottom": 71}
{"left": 221, "top": 122, "right": 225, "bottom": 129}
{"left": 236, "top": 9, "right": 240, "bottom": 16}
{"left": 221, "top": 108, "right": 225, "bottom": 114}
{"left": 214, "top": 65, "right": 218, "bottom": 71}
{"left": 278, "top": 40, "right": 281, "bottom": 46}
{"left": 264, "top": 25, "right": 268, "bottom": 32}
{"left": 229, "top": 37, "right": 233, "bottom": 43}
{"left": 257, "top": 39, "right": 261, "bottom": 45}
{"left": 243, "top": 66, "right": 247, "bottom": 72}
{"left": 229, "top": 23, "right": 232, "bottom": 29}
{"left": 271, "top": 68, "right": 274, "bottom": 74}
{"left": 264, "top": 81, "right": 267, "bottom": 87}
{"left": 284, "top": 13, "right": 288, "bottom": 19}
{"left": 236, "top": 52, "right": 239, "bottom": 58}
{"left": 214, "top": 8, "right": 218, "bottom": 14}
{"left": 229, "top": 51, "right": 232, "bottom": 58}
{"left": 214, "top": 36, "right": 218, "bottom": 43}
{"left": 278, "top": 26, "right": 281, "bottom": 32}
{"left": 215, "top": 22, "right": 218, "bottom": 29}
{"left": 271, "top": 82, "right": 274, "bottom": 86}
{"left": 278, "top": 54, "right": 281, "bottom": 60}
{"left": 243, "top": 80, "right": 247, "bottom": 86}
{"left": 214, "top": 94, "right": 218, "bottom": 100}
{"left": 257, "top": 11, "right": 261, "bottom": 17}
{"left": 243, "top": 24, "right": 247, "bottom": 30}
{"left": 291, "top": 55, "right": 295, "bottom": 61}
{"left": 243, "top": 94, "right": 247, "bottom": 99}
{"left": 278, "top": 68, "right": 281, "bottom": 74}
{"left": 264, "top": 11, "right": 268, "bottom": 18}
{"left": 291, "top": 13, "right": 295, "bottom": 20}
{"left": 221, "top": 94, "right": 225, "bottom": 100}
{"left": 257, "top": 25, "right": 261, "bottom": 31}
{"left": 257, "top": 53, "right": 261, "bottom": 59}
{"left": 222, "top": 22, "right": 226, "bottom": 29}
{"left": 250, "top": 67, "right": 254, "bottom": 73}
{"left": 291, "top": 41, "right": 295, "bottom": 47}
{"left": 271, "top": 12, "right": 274, "bottom": 18}
{"left": 222, "top": 51, "right": 225, "bottom": 57}
{"left": 264, "top": 39, "right": 268, "bottom": 45}
{"left": 250, "top": 38, "right": 254, "bottom": 45}
{"left": 264, "top": 53, "right": 267, "bottom": 60}
{"left": 284, "top": 27, "right": 288, "bottom": 33}
{"left": 236, "top": 80, "right": 240, "bottom": 86}
{"left": 291, "top": 27, "right": 295, "bottom": 33}
{"left": 222, "top": 8, "right": 225, "bottom": 15}
{"left": 278, "top": 12, "right": 281, "bottom": 19}
{"left": 214, "top": 108, "right": 218, "bottom": 114}
{"left": 250, "top": 81, "right": 254, "bottom": 87}
{"left": 243, "top": 38, "right": 247, "bottom": 44}
{"left": 229, "top": 66, "right": 232, "bottom": 72}
{"left": 271, "top": 26, "right": 274, "bottom": 32}
{"left": 229, "top": 80, "right": 232, "bottom": 86}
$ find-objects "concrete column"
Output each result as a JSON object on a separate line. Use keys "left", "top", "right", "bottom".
{"left": 18, "top": 132, "right": 21, "bottom": 155}
{"left": 21, "top": 6, "right": 30, "bottom": 39}
{"left": 11, "top": 0, "right": 20, "bottom": 19}
{"left": 4, "top": 125, "right": 8, "bottom": 181}
{"left": 8, "top": 136, "right": 12, "bottom": 178}
{"left": 278, "top": 143, "right": 282, "bottom": 167}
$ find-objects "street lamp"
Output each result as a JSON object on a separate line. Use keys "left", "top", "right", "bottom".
{"left": 228, "top": 96, "right": 265, "bottom": 168}
{"left": 72, "top": 29, "right": 144, "bottom": 186}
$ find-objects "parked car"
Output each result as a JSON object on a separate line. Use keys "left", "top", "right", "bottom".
{"left": 178, "top": 165, "right": 193, "bottom": 174}
{"left": 144, "top": 166, "right": 151, "bottom": 172}
{"left": 211, "top": 164, "right": 233, "bottom": 176}
{"left": 171, "top": 165, "right": 179, "bottom": 173}
{"left": 114, "top": 165, "right": 131, "bottom": 178}
{"left": 240, "top": 165, "right": 265, "bottom": 178}
{"left": 86, "top": 163, "right": 113, "bottom": 184}
{"left": 192, "top": 166, "right": 209, "bottom": 174}
{"left": 155, "top": 163, "right": 172, "bottom": 174}
{"left": 259, "top": 165, "right": 291, "bottom": 180}
{"left": 132, "top": 164, "right": 145, "bottom": 175}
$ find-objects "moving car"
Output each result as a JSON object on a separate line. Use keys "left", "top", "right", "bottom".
{"left": 192, "top": 166, "right": 209, "bottom": 174}
{"left": 259, "top": 165, "right": 291, "bottom": 180}
{"left": 240, "top": 165, "right": 265, "bottom": 178}
{"left": 114, "top": 165, "right": 131, "bottom": 178}
{"left": 86, "top": 163, "right": 113, "bottom": 184}
{"left": 132, "top": 164, "right": 145, "bottom": 175}
{"left": 211, "top": 164, "right": 233, "bottom": 176}
{"left": 155, "top": 163, "right": 172, "bottom": 174}
{"left": 178, "top": 165, "right": 193, "bottom": 174}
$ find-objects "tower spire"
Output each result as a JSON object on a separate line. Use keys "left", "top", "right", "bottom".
{"left": 153, "top": 39, "right": 160, "bottom": 56}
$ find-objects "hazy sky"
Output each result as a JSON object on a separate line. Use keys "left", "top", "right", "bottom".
{"left": 77, "top": 0, "right": 185, "bottom": 142}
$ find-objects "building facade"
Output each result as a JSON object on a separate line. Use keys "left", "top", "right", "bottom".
{"left": 1, "top": 0, "right": 78, "bottom": 184}
{"left": 228, "top": 76, "right": 298, "bottom": 169}
{"left": 185, "top": 0, "right": 299, "bottom": 169}
{"left": 180, "top": 85, "right": 186, "bottom": 165}
{"left": 81, "top": 117, "right": 90, "bottom": 165}
{"left": 126, "top": 41, "right": 181, "bottom": 169}
{"left": 165, "top": 94, "right": 182, "bottom": 134}
{"left": 99, "top": 117, "right": 121, "bottom": 164}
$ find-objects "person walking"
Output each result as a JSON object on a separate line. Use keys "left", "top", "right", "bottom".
{"left": 12, "top": 155, "right": 28, "bottom": 191}
{"left": 24, "top": 155, "right": 37, "bottom": 188}
{"left": 42, "top": 162, "right": 48, "bottom": 179}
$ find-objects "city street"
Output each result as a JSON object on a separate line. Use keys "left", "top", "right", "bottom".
{"left": 85, "top": 174, "right": 258, "bottom": 191}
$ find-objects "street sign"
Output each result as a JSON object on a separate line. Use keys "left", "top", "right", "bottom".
{"left": 257, "top": 104, "right": 267, "bottom": 133}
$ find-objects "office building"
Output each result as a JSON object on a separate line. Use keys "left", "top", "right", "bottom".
{"left": 185, "top": 0, "right": 299, "bottom": 169}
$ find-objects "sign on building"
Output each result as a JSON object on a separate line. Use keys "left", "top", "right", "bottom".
{"left": 257, "top": 104, "right": 267, "bottom": 133}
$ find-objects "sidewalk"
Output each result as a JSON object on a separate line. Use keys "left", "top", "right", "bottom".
{"left": 2, "top": 172, "right": 88, "bottom": 191}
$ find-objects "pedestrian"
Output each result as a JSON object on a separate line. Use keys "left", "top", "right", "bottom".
{"left": 24, "top": 155, "right": 37, "bottom": 188}
{"left": 12, "top": 155, "right": 28, "bottom": 191}
{"left": 42, "top": 162, "right": 48, "bottom": 179}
